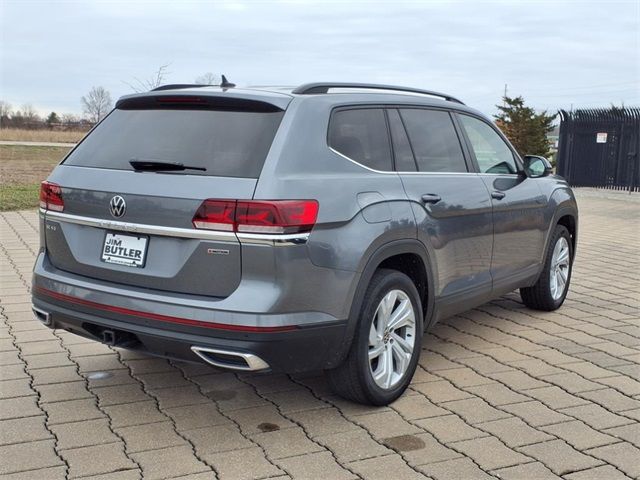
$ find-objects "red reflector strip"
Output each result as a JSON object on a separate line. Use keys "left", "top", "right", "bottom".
{"left": 35, "top": 287, "right": 297, "bottom": 333}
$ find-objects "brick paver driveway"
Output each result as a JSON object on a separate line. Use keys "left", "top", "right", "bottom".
{"left": 1, "top": 190, "right": 638, "bottom": 480}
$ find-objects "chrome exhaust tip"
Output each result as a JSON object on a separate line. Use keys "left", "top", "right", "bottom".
{"left": 190, "top": 346, "right": 269, "bottom": 371}
{"left": 32, "top": 305, "right": 52, "bottom": 326}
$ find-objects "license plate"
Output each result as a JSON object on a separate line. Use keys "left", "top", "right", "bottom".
{"left": 101, "top": 232, "right": 148, "bottom": 268}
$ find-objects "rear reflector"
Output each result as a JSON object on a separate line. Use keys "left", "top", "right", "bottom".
{"left": 193, "top": 200, "right": 318, "bottom": 234}
{"left": 35, "top": 286, "right": 298, "bottom": 333}
{"left": 39, "top": 181, "right": 64, "bottom": 212}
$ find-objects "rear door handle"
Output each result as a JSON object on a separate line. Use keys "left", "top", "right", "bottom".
{"left": 491, "top": 191, "right": 506, "bottom": 200}
{"left": 421, "top": 194, "right": 442, "bottom": 204}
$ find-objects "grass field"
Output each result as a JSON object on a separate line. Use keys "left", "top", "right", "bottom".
{"left": 0, "top": 128, "right": 87, "bottom": 143}
{"left": 0, "top": 145, "right": 71, "bottom": 211}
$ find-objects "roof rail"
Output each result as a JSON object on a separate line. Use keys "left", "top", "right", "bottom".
{"left": 151, "top": 84, "right": 213, "bottom": 92}
{"left": 291, "top": 82, "right": 464, "bottom": 104}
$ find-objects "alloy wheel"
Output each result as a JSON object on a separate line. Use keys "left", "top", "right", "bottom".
{"left": 368, "top": 289, "right": 416, "bottom": 389}
{"left": 550, "top": 237, "right": 570, "bottom": 300}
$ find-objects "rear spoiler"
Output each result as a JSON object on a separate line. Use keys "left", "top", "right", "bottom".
{"left": 116, "top": 89, "right": 292, "bottom": 113}
{"left": 116, "top": 94, "right": 285, "bottom": 113}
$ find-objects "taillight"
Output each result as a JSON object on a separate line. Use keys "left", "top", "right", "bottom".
{"left": 193, "top": 200, "right": 319, "bottom": 234}
{"left": 192, "top": 200, "right": 236, "bottom": 231}
{"left": 235, "top": 200, "right": 318, "bottom": 234}
{"left": 39, "top": 181, "right": 64, "bottom": 212}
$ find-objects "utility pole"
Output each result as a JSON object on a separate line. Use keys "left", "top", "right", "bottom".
{"left": 503, "top": 83, "right": 508, "bottom": 106}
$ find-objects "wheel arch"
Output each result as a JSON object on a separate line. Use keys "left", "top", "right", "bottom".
{"left": 556, "top": 212, "right": 577, "bottom": 255}
{"left": 546, "top": 187, "right": 578, "bottom": 257}
{"left": 547, "top": 202, "right": 578, "bottom": 262}
{"left": 331, "top": 239, "right": 436, "bottom": 367}
{"left": 531, "top": 198, "right": 578, "bottom": 288}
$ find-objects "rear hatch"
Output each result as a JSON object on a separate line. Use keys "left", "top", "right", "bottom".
{"left": 42, "top": 92, "right": 287, "bottom": 297}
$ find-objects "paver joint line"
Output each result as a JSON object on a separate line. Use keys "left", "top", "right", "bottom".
{"left": 425, "top": 331, "right": 634, "bottom": 478}
{"left": 173, "top": 359, "right": 291, "bottom": 477}
{"left": 437, "top": 318, "right": 639, "bottom": 425}
{"left": 111, "top": 350, "right": 220, "bottom": 478}
{"left": 1, "top": 193, "right": 639, "bottom": 479}
{"left": 0, "top": 235, "right": 70, "bottom": 477}
{"left": 235, "top": 370, "right": 366, "bottom": 479}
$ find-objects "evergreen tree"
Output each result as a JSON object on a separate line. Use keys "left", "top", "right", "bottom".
{"left": 46, "top": 112, "right": 60, "bottom": 126}
{"left": 494, "top": 96, "right": 555, "bottom": 157}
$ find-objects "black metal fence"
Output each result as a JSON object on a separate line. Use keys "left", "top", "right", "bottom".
{"left": 557, "top": 108, "right": 640, "bottom": 192}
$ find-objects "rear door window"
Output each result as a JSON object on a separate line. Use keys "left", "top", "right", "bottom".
{"left": 328, "top": 108, "right": 393, "bottom": 171}
{"left": 399, "top": 109, "right": 468, "bottom": 173}
{"left": 387, "top": 109, "right": 417, "bottom": 172}
{"left": 63, "top": 108, "right": 284, "bottom": 178}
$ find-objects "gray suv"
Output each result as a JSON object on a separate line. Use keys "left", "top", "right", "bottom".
{"left": 33, "top": 82, "right": 577, "bottom": 405}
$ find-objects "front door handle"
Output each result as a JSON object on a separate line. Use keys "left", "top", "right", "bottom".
{"left": 421, "top": 194, "right": 442, "bottom": 204}
{"left": 491, "top": 191, "right": 506, "bottom": 200}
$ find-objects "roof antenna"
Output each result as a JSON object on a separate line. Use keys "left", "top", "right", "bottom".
{"left": 220, "top": 75, "right": 236, "bottom": 89}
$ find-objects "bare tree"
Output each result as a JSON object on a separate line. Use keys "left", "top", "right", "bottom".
{"left": 195, "top": 72, "right": 218, "bottom": 85}
{"left": 62, "top": 113, "right": 79, "bottom": 124}
{"left": 0, "top": 101, "right": 12, "bottom": 118}
{"left": 61, "top": 113, "right": 81, "bottom": 129}
{"left": 0, "top": 101, "right": 12, "bottom": 126}
{"left": 125, "top": 63, "right": 171, "bottom": 92}
{"left": 21, "top": 104, "right": 40, "bottom": 123}
{"left": 81, "top": 86, "right": 112, "bottom": 123}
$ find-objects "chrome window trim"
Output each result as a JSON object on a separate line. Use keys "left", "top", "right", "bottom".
{"left": 477, "top": 173, "right": 521, "bottom": 177}
{"left": 329, "top": 147, "right": 477, "bottom": 176}
{"left": 43, "top": 209, "right": 310, "bottom": 245}
{"left": 328, "top": 103, "right": 478, "bottom": 175}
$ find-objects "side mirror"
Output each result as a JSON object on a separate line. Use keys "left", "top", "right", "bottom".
{"left": 523, "top": 155, "right": 553, "bottom": 178}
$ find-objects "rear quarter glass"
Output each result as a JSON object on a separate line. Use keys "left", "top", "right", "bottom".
{"left": 63, "top": 108, "right": 284, "bottom": 178}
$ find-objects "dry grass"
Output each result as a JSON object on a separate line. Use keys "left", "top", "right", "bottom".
{"left": 0, "top": 128, "right": 88, "bottom": 143}
{"left": 0, "top": 145, "right": 72, "bottom": 210}
{"left": 0, "top": 145, "right": 70, "bottom": 184}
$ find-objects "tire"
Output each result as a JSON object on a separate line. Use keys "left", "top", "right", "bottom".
{"left": 326, "top": 268, "right": 423, "bottom": 405}
{"left": 520, "top": 225, "right": 573, "bottom": 311}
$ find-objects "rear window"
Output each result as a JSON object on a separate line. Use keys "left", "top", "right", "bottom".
{"left": 63, "top": 108, "right": 284, "bottom": 178}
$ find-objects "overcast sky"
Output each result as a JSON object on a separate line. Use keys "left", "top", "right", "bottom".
{"left": 1, "top": 0, "right": 638, "bottom": 118}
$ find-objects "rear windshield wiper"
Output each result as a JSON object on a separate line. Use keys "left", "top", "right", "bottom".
{"left": 129, "top": 159, "right": 206, "bottom": 172}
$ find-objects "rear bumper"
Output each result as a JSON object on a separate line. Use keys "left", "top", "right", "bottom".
{"left": 32, "top": 295, "right": 348, "bottom": 373}
{"left": 32, "top": 254, "right": 349, "bottom": 373}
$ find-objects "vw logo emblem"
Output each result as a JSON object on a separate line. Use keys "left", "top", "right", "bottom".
{"left": 109, "top": 195, "right": 126, "bottom": 218}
